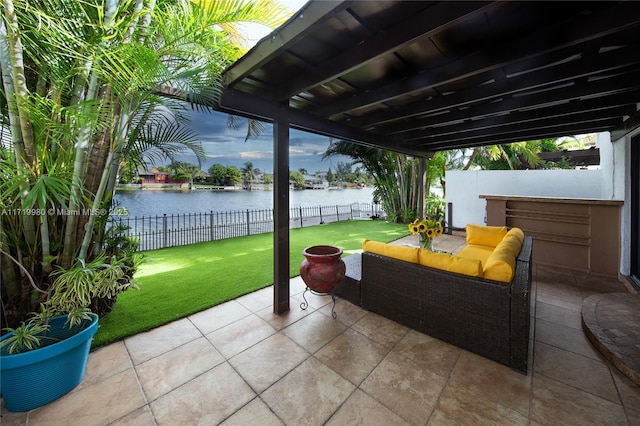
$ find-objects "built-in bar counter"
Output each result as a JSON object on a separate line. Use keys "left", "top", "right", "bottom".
{"left": 481, "top": 195, "right": 623, "bottom": 278}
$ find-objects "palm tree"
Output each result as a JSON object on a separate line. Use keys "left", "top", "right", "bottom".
{"left": 0, "top": 0, "right": 290, "bottom": 328}
{"left": 323, "top": 141, "right": 424, "bottom": 223}
{"left": 241, "top": 161, "right": 259, "bottom": 188}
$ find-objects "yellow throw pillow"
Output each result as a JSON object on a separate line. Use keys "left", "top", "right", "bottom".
{"left": 419, "top": 249, "right": 484, "bottom": 278}
{"left": 483, "top": 236, "right": 522, "bottom": 283}
{"left": 506, "top": 227, "right": 525, "bottom": 245}
{"left": 466, "top": 224, "right": 508, "bottom": 248}
{"left": 362, "top": 240, "right": 419, "bottom": 263}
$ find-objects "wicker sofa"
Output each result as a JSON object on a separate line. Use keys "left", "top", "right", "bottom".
{"left": 335, "top": 229, "right": 533, "bottom": 374}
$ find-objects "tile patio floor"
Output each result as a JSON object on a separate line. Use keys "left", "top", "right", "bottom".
{"left": 2, "top": 235, "right": 639, "bottom": 425}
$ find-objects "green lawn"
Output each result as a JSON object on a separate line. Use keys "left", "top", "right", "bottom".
{"left": 93, "top": 220, "right": 409, "bottom": 347}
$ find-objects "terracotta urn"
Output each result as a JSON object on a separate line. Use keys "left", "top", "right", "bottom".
{"left": 299, "top": 245, "right": 346, "bottom": 294}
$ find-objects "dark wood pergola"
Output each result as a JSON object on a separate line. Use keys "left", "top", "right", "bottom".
{"left": 217, "top": 0, "right": 640, "bottom": 313}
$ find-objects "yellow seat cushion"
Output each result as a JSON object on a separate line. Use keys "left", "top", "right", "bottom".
{"left": 419, "top": 250, "right": 484, "bottom": 277}
{"left": 362, "top": 240, "right": 419, "bottom": 263}
{"left": 457, "top": 244, "right": 494, "bottom": 267}
{"left": 466, "top": 224, "right": 507, "bottom": 248}
{"left": 483, "top": 235, "right": 523, "bottom": 283}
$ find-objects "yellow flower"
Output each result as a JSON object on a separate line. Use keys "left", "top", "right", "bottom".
{"left": 407, "top": 217, "right": 443, "bottom": 242}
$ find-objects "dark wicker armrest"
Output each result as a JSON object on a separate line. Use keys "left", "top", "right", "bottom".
{"left": 509, "top": 236, "right": 533, "bottom": 373}
{"left": 334, "top": 253, "right": 362, "bottom": 306}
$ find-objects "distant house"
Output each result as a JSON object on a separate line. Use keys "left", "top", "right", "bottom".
{"left": 304, "top": 175, "right": 328, "bottom": 190}
{"left": 136, "top": 168, "right": 154, "bottom": 184}
{"left": 153, "top": 169, "right": 170, "bottom": 183}
{"left": 137, "top": 168, "right": 170, "bottom": 184}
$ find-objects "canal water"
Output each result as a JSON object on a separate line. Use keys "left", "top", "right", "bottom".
{"left": 114, "top": 187, "right": 376, "bottom": 217}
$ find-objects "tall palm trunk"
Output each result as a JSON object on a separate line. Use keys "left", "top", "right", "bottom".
{"left": 60, "top": 69, "right": 100, "bottom": 267}
{"left": 1, "top": 0, "right": 37, "bottom": 251}
{"left": 61, "top": 0, "right": 120, "bottom": 266}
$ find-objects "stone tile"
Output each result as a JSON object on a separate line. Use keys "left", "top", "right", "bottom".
{"left": 531, "top": 374, "right": 626, "bottom": 426}
{"left": 394, "top": 329, "right": 461, "bottom": 378}
{"left": 229, "top": 333, "right": 309, "bottom": 393}
{"left": 136, "top": 337, "right": 224, "bottom": 401}
{"left": 352, "top": 312, "right": 409, "bottom": 349}
{"left": 151, "top": 362, "right": 255, "bottom": 425}
{"left": 289, "top": 276, "right": 307, "bottom": 296}
{"left": 28, "top": 369, "right": 146, "bottom": 425}
{"left": 535, "top": 319, "right": 603, "bottom": 361}
{"left": 261, "top": 357, "right": 355, "bottom": 425}
{"left": 534, "top": 342, "right": 619, "bottom": 403}
{"left": 256, "top": 304, "right": 311, "bottom": 331}
{"left": 536, "top": 284, "right": 584, "bottom": 313}
{"left": 535, "top": 264, "right": 576, "bottom": 286}
{"left": 573, "top": 270, "right": 627, "bottom": 294}
{"left": 315, "top": 328, "right": 389, "bottom": 385}
{"left": 206, "top": 314, "right": 276, "bottom": 358}
{"left": 281, "top": 310, "right": 347, "bottom": 353}
{"left": 327, "top": 389, "right": 408, "bottom": 425}
{"left": 188, "top": 300, "right": 252, "bottom": 335}
{"left": 429, "top": 381, "right": 528, "bottom": 425}
{"left": 220, "top": 398, "right": 284, "bottom": 425}
{"left": 627, "top": 408, "right": 640, "bottom": 425}
{"left": 361, "top": 351, "right": 447, "bottom": 425}
{"left": 535, "top": 300, "right": 583, "bottom": 330}
{"left": 80, "top": 341, "right": 132, "bottom": 389}
{"left": 0, "top": 406, "right": 27, "bottom": 425}
{"left": 292, "top": 290, "right": 332, "bottom": 310}
{"left": 319, "top": 298, "right": 368, "bottom": 327}
{"left": 113, "top": 406, "right": 156, "bottom": 425}
{"left": 235, "top": 286, "right": 273, "bottom": 313}
{"left": 582, "top": 293, "right": 640, "bottom": 387}
{"left": 611, "top": 367, "right": 640, "bottom": 410}
{"left": 125, "top": 318, "right": 203, "bottom": 365}
{"left": 450, "top": 351, "right": 531, "bottom": 416}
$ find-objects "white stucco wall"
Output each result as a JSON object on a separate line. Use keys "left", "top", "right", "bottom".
{"left": 615, "top": 131, "right": 637, "bottom": 276}
{"left": 445, "top": 132, "right": 616, "bottom": 229}
{"left": 446, "top": 168, "right": 605, "bottom": 228}
{"left": 445, "top": 131, "right": 635, "bottom": 276}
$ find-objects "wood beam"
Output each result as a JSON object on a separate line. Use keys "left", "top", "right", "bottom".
{"left": 350, "top": 45, "right": 640, "bottom": 130}
{"left": 403, "top": 105, "right": 634, "bottom": 144}
{"left": 419, "top": 158, "right": 426, "bottom": 219}
{"left": 219, "top": 88, "right": 430, "bottom": 157}
{"left": 612, "top": 107, "right": 640, "bottom": 142}
{"left": 223, "top": 1, "right": 352, "bottom": 87}
{"left": 273, "top": 118, "right": 290, "bottom": 314}
{"left": 414, "top": 123, "right": 617, "bottom": 152}
{"left": 273, "top": 1, "right": 495, "bottom": 101}
{"left": 322, "top": 3, "right": 640, "bottom": 118}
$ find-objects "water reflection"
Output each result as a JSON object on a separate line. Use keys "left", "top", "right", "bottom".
{"left": 114, "top": 187, "right": 376, "bottom": 217}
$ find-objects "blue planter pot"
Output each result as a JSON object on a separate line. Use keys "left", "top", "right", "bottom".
{"left": 0, "top": 313, "right": 98, "bottom": 412}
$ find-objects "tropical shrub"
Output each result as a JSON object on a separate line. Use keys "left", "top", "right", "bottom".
{"left": 0, "top": 0, "right": 289, "bottom": 329}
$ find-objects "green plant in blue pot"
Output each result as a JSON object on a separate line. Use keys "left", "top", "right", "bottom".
{"left": 0, "top": 251, "right": 138, "bottom": 412}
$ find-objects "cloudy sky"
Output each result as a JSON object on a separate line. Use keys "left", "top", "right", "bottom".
{"left": 180, "top": 108, "right": 348, "bottom": 174}
{"left": 171, "top": 0, "right": 351, "bottom": 175}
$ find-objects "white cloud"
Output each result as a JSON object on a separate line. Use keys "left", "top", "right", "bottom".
{"left": 239, "top": 150, "right": 273, "bottom": 159}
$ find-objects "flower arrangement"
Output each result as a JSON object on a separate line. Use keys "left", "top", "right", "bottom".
{"left": 408, "top": 217, "right": 443, "bottom": 250}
